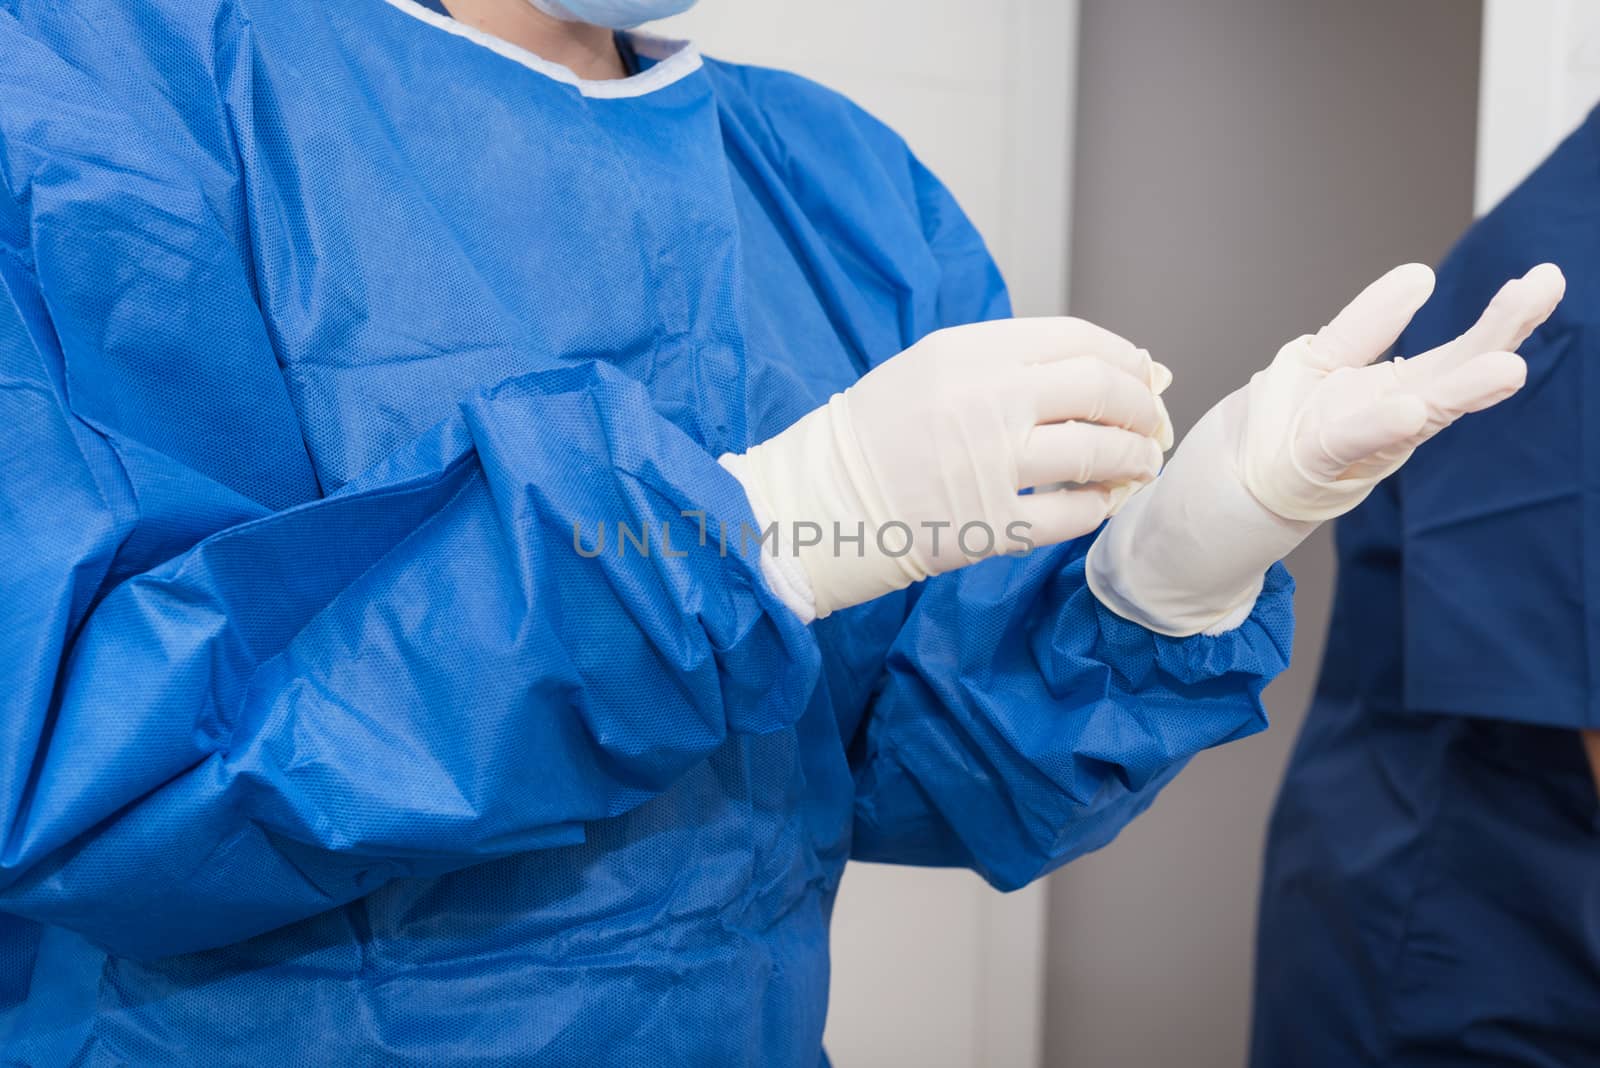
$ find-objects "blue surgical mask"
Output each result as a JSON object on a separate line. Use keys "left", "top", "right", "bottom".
{"left": 527, "top": 0, "right": 699, "bottom": 30}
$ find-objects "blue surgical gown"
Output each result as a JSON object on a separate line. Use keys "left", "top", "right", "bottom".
{"left": 1253, "top": 108, "right": 1600, "bottom": 1067}
{"left": 0, "top": 2, "right": 1293, "bottom": 1063}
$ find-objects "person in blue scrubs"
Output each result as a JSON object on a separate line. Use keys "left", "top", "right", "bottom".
{"left": 1252, "top": 109, "right": 1600, "bottom": 1068}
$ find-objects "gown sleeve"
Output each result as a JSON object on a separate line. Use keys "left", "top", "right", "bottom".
{"left": 846, "top": 138, "right": 1296, "bottom": 887}
{"left": 0, "top": 14, "right": 817, "bottom": 959}
{"left": 850, "top": 549, "right": 1293, "bottom": 889}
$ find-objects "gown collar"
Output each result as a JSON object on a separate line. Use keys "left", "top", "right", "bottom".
{"left": 383, "top": 0, "right": 703, "bottom": 98}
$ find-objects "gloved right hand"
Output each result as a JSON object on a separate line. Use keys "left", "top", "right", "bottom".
{"left": 1087, "top": 262, "right": 1566, "bottom": 637}
{"left": 720, "top": 318, "right": 1174, "bottom": 622}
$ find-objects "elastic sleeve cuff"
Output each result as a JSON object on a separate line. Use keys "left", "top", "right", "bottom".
{"left": 1082, "top": 559, "right": 1296, "bottom": 689}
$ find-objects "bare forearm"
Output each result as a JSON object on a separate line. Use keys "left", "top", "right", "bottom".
{"left": 1584, "top": 731, "right": 1600, "bottom": 799}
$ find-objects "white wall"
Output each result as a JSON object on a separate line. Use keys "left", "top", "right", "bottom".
{"left": 1478, "top": 0, "right": 1600, "bottom": 214}
{"left": 646, "top": 3, "right": 1080, "bottom": 1065}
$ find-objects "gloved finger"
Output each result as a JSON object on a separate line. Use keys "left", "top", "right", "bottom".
{"left": 1012, "top": 485, "right": 1114, "bottom": 547}
{"left": 1138, "top": 361, "right": 1177, "bottom": 448}
{"left": 998, "top": 317, "right": 1157, "bottom": 384}
{"left": 1407, "top": 349, "right": 1527, "bottom": 424}
{"left": 1153, "top": 392, "right": 1175, "bottom": 452}
{"left": 1306, "top": 263, "right": 1436, "bottom": 371}
{"left": 1399, "top": 264, "right": 1564, "bottom": 381}
{"left": 1301, "top": 393, "right": 1427, "bottom": 479}
{"left": 1031, "top": 357, "right": 1165, "bottom": 435}
{"left": 1018, "top": 422, "right": 1163, "bottom": 489}
{"left": 1103, "top": 478, "right": 1147, "bottom": 518}
{"left": 1151, "top": 361, "right": 1174, "bottom": 395}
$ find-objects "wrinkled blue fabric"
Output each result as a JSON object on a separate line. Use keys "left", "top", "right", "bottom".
{"left": 0, "top": 1, "right": 1292, "bottom": 1064}
{"left": 1253, "top": 108, "right": 1600, "bottom": 1068}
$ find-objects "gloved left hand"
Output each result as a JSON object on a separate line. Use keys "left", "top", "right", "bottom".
{"left": 722, "top": 318, "right": 1175, "bottom": 623}
{"left": 1087, "top": 261, "right": 1567, "bottom": 636}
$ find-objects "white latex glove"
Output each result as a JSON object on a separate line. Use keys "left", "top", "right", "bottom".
{"left": 721, "top": 318, "right": 1175, "bottom": 622}
{"left": 1087, "top": 262, "right": 1566, "bottom": 637}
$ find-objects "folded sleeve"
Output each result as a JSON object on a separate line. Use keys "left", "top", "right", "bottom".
{"left": 0, "top": 17, "right": 816, "bottom": 959}
{"left": 1, "top": 266, "right": 816, "bottom": 956}
{"left": 849, "top": 546, "right": 1292, "bottom": 889}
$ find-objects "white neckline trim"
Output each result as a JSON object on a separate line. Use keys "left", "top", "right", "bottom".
{"left": 383, "top": 0, "right": 703, "bottom": 99}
